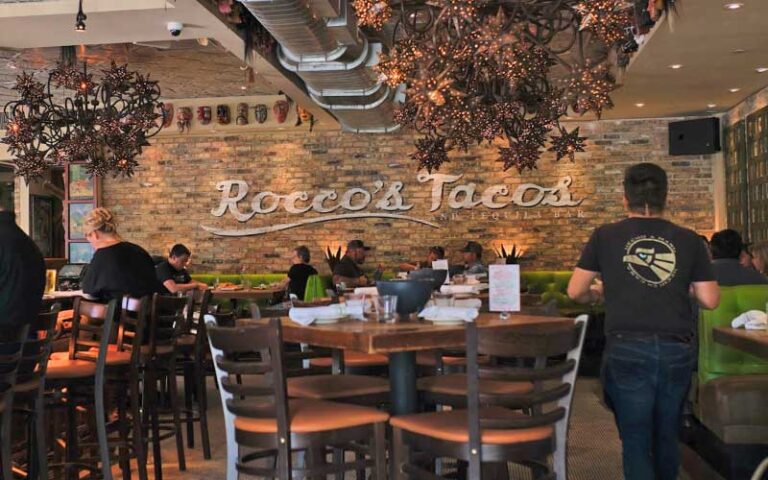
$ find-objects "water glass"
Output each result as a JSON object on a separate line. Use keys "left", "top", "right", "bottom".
{"left": 213, "top": 277, "right": 220, "bottom": 289}
{"left": 45, "top": 269, "right": 57, "bottom": 294}
{"left": 433, "top": 292, "right": 454, "bottom": 307}
{"left": 375, "top": 295, "right": 398, "bottom": 323}
{"left": 250, "top": 303, "right": 261, "bottom": 321}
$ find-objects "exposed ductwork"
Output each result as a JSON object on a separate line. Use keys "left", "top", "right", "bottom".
{"left": 239, "top": 0, "right": 401, "bottom": 132}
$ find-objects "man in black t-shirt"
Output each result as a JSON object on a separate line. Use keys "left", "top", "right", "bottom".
{"left": 333, "top": 239, "right": 375, "bottom": 288}
{"left": 282, "top": 245, "right": 318, "bottom": 299}
{"left": 0, "top": 210, "right": 45, "bottom": 329}
{"left": 568, "top": 163, "right": 719, "bottom": 480}
{"left": 156, "top": 244, "right": 208, "bottom": 294}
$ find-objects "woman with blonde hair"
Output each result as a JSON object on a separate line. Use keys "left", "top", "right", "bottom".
{"left": 80, "top": 207, "right": 159, "bottom": 301}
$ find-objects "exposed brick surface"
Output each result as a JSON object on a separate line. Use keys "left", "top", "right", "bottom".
{"left": 102, "top": 119, "right": 716, "bottom": 274}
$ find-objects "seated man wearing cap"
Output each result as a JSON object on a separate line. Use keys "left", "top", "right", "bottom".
{"left": 461, "top": 241, "right": 487, "bottom": 275}
{"left": 333, "top": 240, "right": 373, "bottom": 288}
{"left": 710, "top": 229, "right": 768, "bottom": 286}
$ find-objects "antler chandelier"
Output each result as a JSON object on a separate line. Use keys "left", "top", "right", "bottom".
{"left": 354, "top": 0, "right": 659, "bottom": 172}
{"left": 3, "top": 61, "right": 164, "bottom": 180}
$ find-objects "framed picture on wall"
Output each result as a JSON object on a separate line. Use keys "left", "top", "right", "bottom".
{"left": 68, "top": 202, "right": 92, "bottom": 240}
{"left": 31, "top": 195, "right": 53, "bottom": 257}
{"left": 68, "top": 242, "right": 95, "bottom": 264}
{"left": 68, "top": 164, "right": 94, "bottom": 199}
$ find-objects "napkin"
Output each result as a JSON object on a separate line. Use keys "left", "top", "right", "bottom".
{"left": 353, "top": 287, "right": 379, "bottom": 296}
{"left": 419, "top": 306, "right": 479, "bottom": 322}
{"left": 440, "top": 285, "right": 479, "bottom": 294}
{"left": 289, "top": 304, "right": 364, "bottom": 326}
{"left": 426, "top": 298, "right": 482, "bottom": 309}
{"left": 731, "top": 310, "right": 768, "bottom": 330}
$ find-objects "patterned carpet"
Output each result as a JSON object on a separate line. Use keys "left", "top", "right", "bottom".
{"left": 129, "top": 378, "right": 625, "bottom": 480}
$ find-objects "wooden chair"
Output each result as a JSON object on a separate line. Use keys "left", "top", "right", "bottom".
{"left": 391, "top": 315, "right": 588, "bottom": 480}
{"left": 7, "top": 305, "right": 60, "bottom": 479}
{"left": 45, "top": 297, "right": 120, "bottom": 480}
{"left": 206, "top": 317, "right": 389, "bottom": 479}
{"left": 178, "top": 289, "right": 213, "bottom": 459}
{"left": 0, "top": 324, "right": 29, "bottom": 480}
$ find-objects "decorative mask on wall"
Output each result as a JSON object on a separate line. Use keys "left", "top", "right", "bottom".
{"left": 177, "top": 107, "right": 192, "bottom": 133}
{"left": 161, "top": 103, "right": 174, "bottom": 128}
{"left": 197, "top": 106, "right": 212, "bottom": 125}
{"left": 236, "top": 103, "right": 249, "bottom": 126}
{"left": 254, "top": 104, "right": 268, "bottom": 124}
{"left": 297, "top": 105, "right": 312, "bottom": 123}
{"left": 273, "top": 100, "right": 290, "bottom": 124}
{"left": 217, "top": 104, "right": 231, "bottom": 125}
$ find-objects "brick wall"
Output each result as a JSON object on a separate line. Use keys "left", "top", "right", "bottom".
{"left": 102, "top": 118, "right": 716, "bottom": 274}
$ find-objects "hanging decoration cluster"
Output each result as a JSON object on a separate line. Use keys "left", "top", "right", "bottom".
{"left": 2, "top": 61, "right": 165, "bottom": 180}
{"left": 362, "top": 0, "right": 647, "bottom": 172}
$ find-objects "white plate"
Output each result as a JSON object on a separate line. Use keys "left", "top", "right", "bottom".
{"left": 422, "top": 317, "right": 466, "bottom": 325}
{"left": 314, "top": 315, "right": 350, "bottom": 325}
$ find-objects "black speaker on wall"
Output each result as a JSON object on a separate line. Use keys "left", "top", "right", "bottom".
{"left": 668, "top": 117, "right": 721, "bottom": 155}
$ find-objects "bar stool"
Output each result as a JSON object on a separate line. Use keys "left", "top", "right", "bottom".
{"left": 7, "top": 305, "right": 59, "bottom": 479}
{"left": 0, "top": 325, "right": 30, "bottom": 480}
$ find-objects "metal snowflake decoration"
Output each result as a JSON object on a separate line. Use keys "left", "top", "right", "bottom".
{"left": 352, "top": 0, "right": 392, "bottom": 30}
{"left": 574, "top": 0, "right": 633, "bottom": 46}
{"left": 498, "top": 142, "right": 540, "bottom": 173}
{"left": 411, "top": 136, "right": 450, "bottom": 172}
{"left": 549, "top": 126, "right": 587, "bottom": 162}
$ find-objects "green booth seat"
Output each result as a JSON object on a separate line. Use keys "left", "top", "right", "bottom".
{"left": 191, "top": 273, "right": 287, "bottom": 286}
{"left": 521, "top": 271, "right": 601, "bottom": 317}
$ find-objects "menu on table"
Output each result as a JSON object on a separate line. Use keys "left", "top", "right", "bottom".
{"left": 489, "top": 265, "right": 520, "bottom": 312}
{"left": 432, "top": 259, "right": 450, "bottom": 284}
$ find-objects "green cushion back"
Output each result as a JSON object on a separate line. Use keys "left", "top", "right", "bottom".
{"left": 699, "top": 285, "right": 768, "bottom": 385}
{"left": 304, "top": 275, "right": 332, "bottom": 302}
{"left": 191, "top": 273, "right": 287, "bottom": 286}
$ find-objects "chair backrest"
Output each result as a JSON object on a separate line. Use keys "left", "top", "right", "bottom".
{"left": 115, "top": 296, "right": 149, "bottom": 365}
{"left": 68, "top": 297, "right": 119, "bottom": 365}
{"left": 16, "top": 305, "right": 61, "bottom": 392}
{"left": 699, "top": 285, "right": 768, "bottom": 385}
{"left": 464, "top": 315, "right": 588, "bottom": 478}
{"left": 303, "top": 274, "right": 330, "bottom": 302}
{"left": 206, "top": 317, "right": 292, "bottom": 477}
{"left": 148, "top": 294, "right": 187, "bottom": 357}
{"left": 0, "top": 325, "right": 31, "bottom": 407}
{"left": 184, "top": 289, "right": 213, "bottom": 350}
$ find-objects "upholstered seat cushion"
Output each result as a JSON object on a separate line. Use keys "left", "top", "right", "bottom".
{"left": 46, "top": 357, "right": 97, "bottom": 379}
{"left": 310, "top": 352, "right": 388, "bottom": 368}
{"left": 699, "top": 374, "right": 768, "bottom": 444}
{"left": 417, "top": 374, "right": 533, "bottom": 396}
{"left": 234, "top": 399, "right": 389, "bottom": 434}
{"left": 390, "top": 407, "right": 554, "bottom": 445}
{"left": 288, "top": 374, "right": 389, "bottom": 400}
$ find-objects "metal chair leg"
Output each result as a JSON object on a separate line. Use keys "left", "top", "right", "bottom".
{"left": 1, "top": 396, "right": 15, "bottom": 480}
{"left": 167, "top": 358, "right": 186, "bottom": 471}
{"left": 373, "top": 423, "right": 387, "bottom": 480}
{"left": 34, "top": 391, "right": 49, "bottom": 480}
{"left": 94, "top": 375, "right": 113, "bottom": 480}
{"left": 194, "top": 360, "right": 212, "bottom": 459}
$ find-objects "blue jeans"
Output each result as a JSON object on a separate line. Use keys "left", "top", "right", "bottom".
{"left": 602, "top": 335, "right": 695, "bottom": 480}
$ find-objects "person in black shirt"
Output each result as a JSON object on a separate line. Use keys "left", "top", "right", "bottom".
{"left": 0, "top": 209, "right": 45, "bottom": 328}
{"left": 333, "top": 239, "right": 375, "bottom": 287}
{"left": 280, "top": 245, "right": 318, "bottom": 299}
{"left": 399, "top": 246, "right": 445, "bottom": 272}
{"left": 156, "top": 244, "right": 208, "bottom": 294}
{"left": 80, "top": 208, "right": 160, "bottom": 301}
{"left": 567, "top": 163, "right": 719, "bottom": 480}
{"left": 709, "top": 229, "right": 768, "bottom": 286}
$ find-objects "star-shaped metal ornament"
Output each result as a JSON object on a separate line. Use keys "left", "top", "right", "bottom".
{"left": 548, "top": 127, "right": 587, "bottom": 162}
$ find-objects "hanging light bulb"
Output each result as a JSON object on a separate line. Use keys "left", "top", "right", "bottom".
{"left": 75, "top": 0, "right": 87, "bottom": 32}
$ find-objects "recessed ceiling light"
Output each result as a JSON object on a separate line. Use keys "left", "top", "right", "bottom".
{"left": 756, "top": 67, "right": 768, "bottom": 73}
{"left": 733, "top": 49, "right": 747, "bottom": 54}
{"left": 707, "top": 103, "right": 717, "bottom": 108}
{"left": 240, "top": 85, "right": 247, "bottom": 90}
{"left": 729, "top": 88, "right": 741, "bottom": 93}
{"left": 724, "top": 2, "right": 744, "bottom": 10}
{"left": 669, "top": 64, "right": 683, "bottom": 69}
{"left": 635, "top": 103, "right": 645, "bottom": 107}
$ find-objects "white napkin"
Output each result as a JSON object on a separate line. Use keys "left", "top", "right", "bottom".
{"left": 288, "top": 304, "right": 364, "bottom": 326}
{"left": 731, "top": 310, "right": 768, "bottom": 330}
{"left": 419, "top": 306, "right": 479, "bottom": 322}
{"left": 353, "top": 287, "right": 379, "bottom": 296}
{"left": 440, "top": 285, "right": 479, "bottom": 294}
{"left": 426, "top": 298, "right": 482, "bottom": 309}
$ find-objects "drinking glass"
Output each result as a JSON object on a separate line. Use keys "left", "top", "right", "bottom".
{"left": 375, "top": 295, "right": 398, "bottom": 323}
{"left": 433, "top": 292, "right": 454, "bottom": 307}
{"left": 250, "top": 303, "right": 261, "bottom": 321}
{"left": 45, "top": 269, "right": 57, "bottom": 294}
{"left": 213, "top": 277, "right": 220, "bottom": 289}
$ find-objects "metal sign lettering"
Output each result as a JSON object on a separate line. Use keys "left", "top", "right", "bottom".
{"left": 201, "top": 174, "right": 581, "bottom": 236}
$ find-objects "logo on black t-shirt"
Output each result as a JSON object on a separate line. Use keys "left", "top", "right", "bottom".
{"left": 622, "top": 236, "right": 678, "bottom": 287}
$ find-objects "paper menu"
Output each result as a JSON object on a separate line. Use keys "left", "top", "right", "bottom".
{"left": 432, "top": 260, "right": 450, "bottom": 284}
{"left": 489, "top": 265, "right": 521, "bottom": 312}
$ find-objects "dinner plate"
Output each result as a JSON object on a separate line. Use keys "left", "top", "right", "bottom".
{"left": 314, "top": 315, "right": 351, "bottom": 325}
{"left": 421, "top": 316, "right": 466, "bottom": 325}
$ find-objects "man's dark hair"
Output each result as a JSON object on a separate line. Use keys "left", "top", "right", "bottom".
{"left": 623, "top": 163, "right": 668, "bottom": 214}
{"left": 710, "top": 229, "right": 746, "bottom": 260}
{"left": 295, "top": 245, "right": 311, "bottom": 263}
{"left": 429, "top": 246, "right": 445, "bottom": 259}
{"left": 169, "top": 244, "right": 191, "bottom": 258}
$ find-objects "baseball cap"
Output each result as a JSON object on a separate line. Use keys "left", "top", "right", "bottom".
{"left": 460, "top": 241, "right": 483, "bottom": 255}
{"left": 347, "top": 239, "right": 371, "bottom": 251}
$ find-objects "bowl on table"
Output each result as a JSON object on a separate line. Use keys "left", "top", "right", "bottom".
{"left": 408, "top": 268, "right": 448, "bottom": 291}
{"left": 376, "top": 279, "right": 433, "bottom": 318}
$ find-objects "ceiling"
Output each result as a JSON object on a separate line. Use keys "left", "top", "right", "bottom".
{"left": 604, "top": 0, "right": 768, "bottom": 120}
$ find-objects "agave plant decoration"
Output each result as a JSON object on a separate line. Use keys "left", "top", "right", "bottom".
{"left": 325, "top": 246, "right": 343, "bottom": 272}
{"left": 494, "top": 244, "right": 525, "bottom": 265}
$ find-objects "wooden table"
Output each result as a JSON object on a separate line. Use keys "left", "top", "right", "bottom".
{"left": 713, "top": 327, "right": 768, "bottom": 360}
{"left": 280, "top": 312, "right": 573, "bottom": 414}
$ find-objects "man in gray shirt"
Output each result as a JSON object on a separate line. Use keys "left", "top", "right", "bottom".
{"left": 710, "top": 229, "right": 768, "bottom": 286}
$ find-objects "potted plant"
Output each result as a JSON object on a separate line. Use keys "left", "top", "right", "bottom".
{"left": 493, "top": 244, "right": 525, "bottom": 265}
{"left": 325, "top": 246, "right": 343, "bottom": 272}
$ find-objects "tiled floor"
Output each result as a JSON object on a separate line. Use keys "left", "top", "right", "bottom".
{"left": 127, "top": 378, "right": 624, "bottom": 480}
